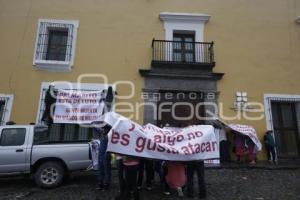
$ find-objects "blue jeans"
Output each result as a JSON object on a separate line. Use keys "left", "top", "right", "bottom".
{"left": 96, "top": 152, "right": 111, "bottom": 185}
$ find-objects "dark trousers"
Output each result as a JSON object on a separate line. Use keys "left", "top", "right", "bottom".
{"left": 162, "top": 162, "right": 170, "bottom": 192}
{"left": 186, "top": 161, "right": 206, "bottom": 197}
{"left": 124, "top": 165, "right": 139, "bottom": 200}
{"left": 137, "top": 159, "right": 154, "bottom": 187}
{"left": 220, "top": 140, "right": 230, "bottom": 163}
{"left": 266, "top": 145, "right": 276, "bottom": 162}
{"left": 96, "top": 152, "right": 111, "bottom": 185}
{"left": 154, "top": 161, "right": 163, "bottom": 183}
{"left": 117, "top": 159, "right": 125, "bottom": 196}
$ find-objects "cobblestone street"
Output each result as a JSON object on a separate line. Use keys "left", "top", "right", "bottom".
{"left": 0, "top": 167, "right": 299, "bottom": 200}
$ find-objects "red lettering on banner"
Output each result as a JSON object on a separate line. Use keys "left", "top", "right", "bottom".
{"left": 187, "top": 132, "right": 195, "bottom": 140}
{"left": 121, "top": 134, "right": 130, "bottom": 146}
{"left": 128, "top": 123, "right": 135, "bottom": 132}
{"left": 212, "top": 141, "right": 217, "bottom": 151}
{"left": 147, "top": 140, "right": 156, "bottom": 151}
{"left": 176, "top": 134, "right": 184, "bottom": 142}
{"left": 180, "top": 141, "right": 217, "bottom": 155}
{"left": 201, "top": 143, "right": 206, "bottom": 152}
{"left": 187, "top": 131, "right": 204, "bottom": 140}
{"left": 135, "top": 137, "right": 146, "bottom": 152}
{"left": 111, "top": 130, "right": 120, "bottom": 144}
{"left": 205, "top": 142, "right": 211, "bottom": 152}
{"left": 170, "top": 148, "right": 179, "bottom": 154}
{"left": 181, "top": 146, "right": 190, "bottom": 155}
{"left": 195, "top": 131, "right": 204, "bottom": 138}
{"left": 157, "top": 144, "right": 165, "bottom": 152}
{"left": 152, "top": 134, "right": 180, "bottom": 146}
{"left": 134, "top": 136, "right": 180, "bottom": 155}
{"left": 154, "top": 135, "right": 161, "bottom": 143}
{"left": 195, "top": 143, "right": 201, "bottom": 153}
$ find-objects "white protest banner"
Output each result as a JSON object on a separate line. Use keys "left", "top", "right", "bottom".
{"left": 163, "top": 126, "right": 220, "bottom": 164}
{"left": 205, "top": 128, "right": 220, "bottom": 165}
{"left": 102, "top": 112, "right": 219, "bottom": 161}
{"left": 53, "top": 90, "right": 104, "bottom": 124}
{"left": 228, "top": 124, "right": 262, "bottom": 151}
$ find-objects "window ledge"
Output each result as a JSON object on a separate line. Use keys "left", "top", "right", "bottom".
{"left": 34, "top": 60, "right": 72, "bottom": 72}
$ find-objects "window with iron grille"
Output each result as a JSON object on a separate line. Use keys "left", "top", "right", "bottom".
{"left": 46, "top": 29, "right": 69, "bottom": 61}
{"left": 33, "top": 19, "right": 79, "bottom": 72}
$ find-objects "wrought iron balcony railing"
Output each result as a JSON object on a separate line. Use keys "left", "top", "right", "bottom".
{"left": 151, "top": 39, "right": 215, "bottom": 67}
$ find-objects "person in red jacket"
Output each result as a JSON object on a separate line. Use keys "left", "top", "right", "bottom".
{"left": 164, "top": 161, "right": 186, "bottom": 197}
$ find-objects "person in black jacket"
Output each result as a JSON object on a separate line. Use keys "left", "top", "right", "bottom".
{"left": 41, "top": 84, "right": 57, "bottom": 126}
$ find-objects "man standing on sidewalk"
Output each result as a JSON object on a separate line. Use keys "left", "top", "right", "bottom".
{"left": 264, "top": 130, "right": 277, "bottom": 164}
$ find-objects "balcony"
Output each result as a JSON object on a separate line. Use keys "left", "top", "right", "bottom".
{"left": 151, "top": 39, "right": 215, "bottom": 70}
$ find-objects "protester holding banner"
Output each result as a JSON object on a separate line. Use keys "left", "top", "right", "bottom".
{"left": 233, "top": 131, "right": 247, "bottom": 162}
{"left": 42, "top": 83, "right": 57, "bottom": 126}
{"left": 100, "top": 112, "right": 219, "bottom": 199}
{"left": 246, "top": 138, "right": 257, "bottom": 164}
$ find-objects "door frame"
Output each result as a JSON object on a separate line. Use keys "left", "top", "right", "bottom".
{"left": 264, "top": 94, "right": 300, "bottom": 158}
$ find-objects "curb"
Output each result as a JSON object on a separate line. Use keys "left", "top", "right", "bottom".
{"left": 205, "top": 164, "right": 300, "bottom": 170}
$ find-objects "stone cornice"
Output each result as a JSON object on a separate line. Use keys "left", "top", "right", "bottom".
{"left": 139, "top": 69, "right": 224, "bottom": 80}
{"left": 159, "top": 12, "right": 210, "bottom": 23}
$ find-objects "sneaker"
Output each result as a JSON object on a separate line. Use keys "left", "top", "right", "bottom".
{"left": 177, "top": 187, "right": 184, "bottom": 197}
{"left": 163, "top": 191, "right": 171, "bottom": 195}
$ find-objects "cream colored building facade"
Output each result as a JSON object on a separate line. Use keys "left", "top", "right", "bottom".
{"left": 0, "top": 0, "right": 300, "bottom": 160}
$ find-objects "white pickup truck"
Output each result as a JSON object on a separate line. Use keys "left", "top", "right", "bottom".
{"left": 0, "top": 125, "right": 91, "bottom": 188}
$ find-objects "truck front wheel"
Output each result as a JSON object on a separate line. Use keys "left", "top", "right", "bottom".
{"left": 34, "top": 161, "right": 65, "bottom": 188}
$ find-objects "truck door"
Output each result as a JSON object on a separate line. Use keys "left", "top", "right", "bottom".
{"left": 0, "top": 127, "right": 27, "bottom": 173}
